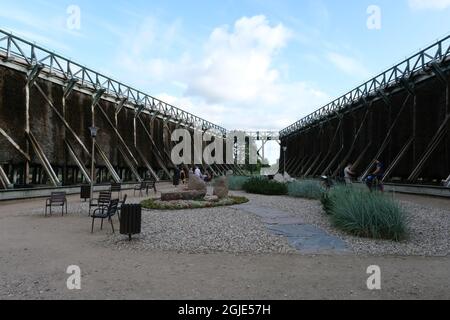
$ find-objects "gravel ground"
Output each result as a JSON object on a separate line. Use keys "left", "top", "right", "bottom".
{"left": 237, "top": 192, "right": 449, "bottom": 257}
{"left": 24, "top": 189, "right": 449, "bottom": 257}
{"left": 105, "top": 206, "right": 295, "bottom": 254}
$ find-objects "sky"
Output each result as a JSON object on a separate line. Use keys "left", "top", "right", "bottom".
{"left": 1, "top": 0, "right": 450, "bottom": 163}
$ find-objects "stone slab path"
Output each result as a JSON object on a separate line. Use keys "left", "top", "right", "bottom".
{"left": 234, "top": 204, "right": 349, "bottom": 254}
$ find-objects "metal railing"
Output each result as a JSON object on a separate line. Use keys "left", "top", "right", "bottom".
{"left": 280, "top": 34, "right": 450, "bottom": 138}
{"left": 0, "top": 29, "right": 227, "bottom": 136}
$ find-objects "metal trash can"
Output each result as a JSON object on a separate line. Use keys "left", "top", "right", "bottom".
{"left": 80, "top": 184, "right": 91, "bottom": 201}
{"left": 120, "top": 204, "right": 142, "bottom": 241}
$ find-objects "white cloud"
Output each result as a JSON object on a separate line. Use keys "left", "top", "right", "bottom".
{"left": 326, "top": 52, "right": 371, "bottom": 79}
{"left": 408, "top": 0, "right": 450, "bottom": 10}
{"left": 116, "top": 15, "right": 330, "bottom": 131}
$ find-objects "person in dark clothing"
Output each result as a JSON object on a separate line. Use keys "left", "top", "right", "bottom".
{"left": 366, "top": 160, "right": 384, "bottom": 192}
{"left": 173, "top": 166, "right": 181, "bottom": 187}
{"left": 180, "top": 168, "right": 186, "bottom": 184}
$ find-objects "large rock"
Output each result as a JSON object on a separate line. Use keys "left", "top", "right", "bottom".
{"left": 188, "top": 175, "right": 207, "bottom": 192}
{"left": 274, "top": 173, "right": 294, "bottom": 184}
{"left": 213, "top": 176, "right": 229, "bottom": 199}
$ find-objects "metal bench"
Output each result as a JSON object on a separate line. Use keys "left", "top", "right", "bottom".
{"left": 45, "top": 192, "right": 67, "bottom": 217}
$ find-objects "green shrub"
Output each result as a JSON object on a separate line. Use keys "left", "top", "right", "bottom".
{"left": 243, "top": 177, "right": 288, "bottom": 195}
{"left": 227, "top": 176, "right": 250, "bottom": 190}
{"left": 323, "top": 186, "right": 409, "bottom": 241}
{"left": 288, "top": 180, "right": 325, "bottom": 200}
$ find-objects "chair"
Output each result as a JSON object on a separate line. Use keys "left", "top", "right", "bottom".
{"left": 91, "top": 199, "right": 119, "bottom": 234}
{"left": 145, "top": 180, "right": 157, "bottom": 196}
{"left": 89, "top": 191, "right": 112, "bottom": 216}
{"left": 117, "top": 194, "right": 127, "bottom": 221}
{"left": 110, "top": 183, "right": 122, "bottom": 200}
{"left": 133, "top": 182, "right": 147, "bottom": 197}
{"left": 45, "top": 192, "right": 67, "bottom": 217}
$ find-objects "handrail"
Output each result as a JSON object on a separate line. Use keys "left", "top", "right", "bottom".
{"left": 280, "top": 34, "right": 450, "bottom": 138}
{"left": 0, "top": 29, "right": 227, "bottom": 136}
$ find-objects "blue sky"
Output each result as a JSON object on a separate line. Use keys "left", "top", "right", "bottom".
{"left": 1, "top": 0, "right": 450, "bottom": 162}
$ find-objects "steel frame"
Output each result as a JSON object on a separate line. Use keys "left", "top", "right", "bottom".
{"left": 0, "top": 29, "right": 227, "bottom": 136}
{"left": 281, "top": 34, "right": 450, "bottom": 138}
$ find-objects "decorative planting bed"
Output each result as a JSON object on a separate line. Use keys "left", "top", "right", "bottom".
{"left": 141, "top": 196, "right": 249, "bottom": 210}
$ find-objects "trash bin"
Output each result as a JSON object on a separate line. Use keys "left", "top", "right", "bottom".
{"left": 80, "top": 184, "right": 91, "bottom": 201}
{"left": 120, "top": 204, "right": 142, "bottom": 241}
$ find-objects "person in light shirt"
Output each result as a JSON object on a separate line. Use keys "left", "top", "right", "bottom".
{"left": 194, "top": 166, "right": 202, "bottom": 178}
{"left": 344, "top": 163, "right": 356, "bottom": 185}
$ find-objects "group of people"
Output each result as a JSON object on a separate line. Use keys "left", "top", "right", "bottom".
{"left": 343, "top": 160, "right": 384, "bottom": 192}
{"left": 172, "top": 165, "right": 214, "bottom": 186}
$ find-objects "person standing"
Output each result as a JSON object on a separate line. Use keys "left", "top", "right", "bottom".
{"left": 344, "top": 163, "right": 356, "bottom": 185}
{"left": 194, "top": 166, "right": 202, "bottom": 178}
{"left": 173, "top": 166, "right": 181, "bottom": 187}
{"left": 180, "top": 167, "right": 186, "bottom": 184}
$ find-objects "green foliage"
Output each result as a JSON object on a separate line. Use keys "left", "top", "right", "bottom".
{"left": 243, "top": 177, "right": 288, "bottom": 195}
{"left": 141, "top": 196, "right": 249, "bottom": 210}
{"left": 322, "top": 186, "right": 409, "bottom": 241}
{"left": 228, "top": 176, "right": 251, "bottom": 190}
{"left": 288, "top": 180, "right": 325, "bottom": 200}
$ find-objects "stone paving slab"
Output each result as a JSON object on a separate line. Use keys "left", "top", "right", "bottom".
{"left": 234, "top": 204, "right": 349, "bottom": 254}
{"left": 261, "top": 216, "right": 305, "bottom": 225}
{"left": 267, "top": 224, "right": 349, "bottom": 254}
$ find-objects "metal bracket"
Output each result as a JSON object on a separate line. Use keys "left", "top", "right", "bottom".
{"left": 27, "top": 63, "right": 44, "bottom": 87}
{"left": 430, "top": 62, "right": 447, "bottom": 84}
{"left": 63, "top": 78, "right": 78, "bottom": 99}
{"left": 92, "top": 88, "right": 106, "bottom": 107}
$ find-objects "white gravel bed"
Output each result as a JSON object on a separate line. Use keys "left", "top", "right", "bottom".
{"left": 105, "top": 206, "right": 295, "bottom": 254}
{"left": 236, "top": 192, "right": 449, "bottom": 257}
{"left": 24, "top": 191, "right": 449, "bottom": 257}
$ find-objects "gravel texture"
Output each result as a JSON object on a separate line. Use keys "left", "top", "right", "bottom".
{"left": 238, "top": 192, "right": 449, "bottom": 257}
{"left": 105, "top": 206, "right": 295, "bottom": 254}
{"left": 25, "top": 188, "right": 450, "bottom": 257}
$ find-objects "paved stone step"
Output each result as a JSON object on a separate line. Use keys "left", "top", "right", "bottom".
{"left": 234, "top": 204, "right": 349, "bottom": 254}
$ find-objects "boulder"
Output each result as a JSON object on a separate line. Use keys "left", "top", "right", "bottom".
{"left": 213, "top": 176, "right": 229, "bottom": 199}
{"left": 274, "top": 173, "right": 295, "bottom": 184}
{"left": 188, "top": 175, "right": 207, "bottom": 192}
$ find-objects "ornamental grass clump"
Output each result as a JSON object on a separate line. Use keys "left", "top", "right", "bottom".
{"left": 322, "top": 186, "right": 409, "bottom": 241}
{"left": 243, "top": 177, "right": 288, "bottom": 196}
{"left": 288, "top": 180, "right": 325, "bottom": 200}
{"left": 228, "top": 176, "right": 251, "bottom": 191}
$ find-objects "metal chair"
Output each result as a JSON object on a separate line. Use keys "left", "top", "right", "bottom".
{"left": 45, "top": 192, "right": 68, "bottom": 217}
{"left": 145, "top": 180, "right": 157, "bottom": 195}
{"left": 91, "top": 199, "right": 119, "bottom": 234}
{"left": 89, "top": 191, "right": 112, "bottom": 216}
{"left": 133, "top": 182, "right": 147, "bottom": 197}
